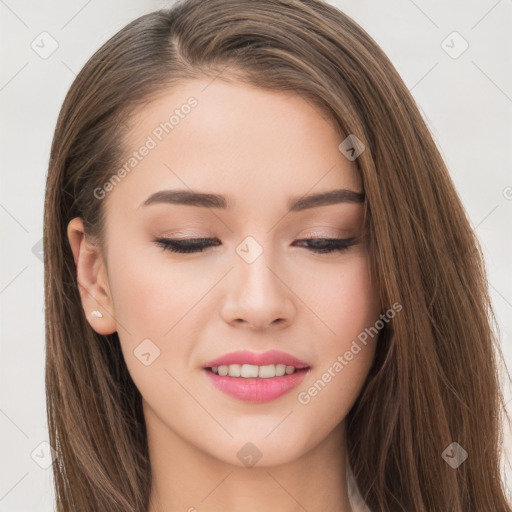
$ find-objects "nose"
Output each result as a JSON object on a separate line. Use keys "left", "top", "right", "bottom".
{"left": 220, "top": 245, "right": 296, "bottom": 331}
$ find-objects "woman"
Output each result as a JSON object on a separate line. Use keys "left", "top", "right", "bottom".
{"left": 43, "top": 0, "right": 511, "bottom": 510}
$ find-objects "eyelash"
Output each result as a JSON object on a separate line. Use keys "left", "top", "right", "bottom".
{"left": 153, "top": 237, "right": 358, "bottom": 255}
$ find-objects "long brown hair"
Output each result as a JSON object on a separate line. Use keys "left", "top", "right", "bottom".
{"left": 43, "top": 0, "right": 511, "bottom": 510}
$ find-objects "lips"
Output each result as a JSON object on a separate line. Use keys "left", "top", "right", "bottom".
{"left": 204, "top": 367, "right": 310, "bottom": 402}
{"left": 201, "top": 350, "right": 311, "bottom": 402}
{"left": 202, "top": 349, "right": 310, "bottom": 369}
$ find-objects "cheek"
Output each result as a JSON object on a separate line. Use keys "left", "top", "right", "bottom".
{"left": 106, "top": 245, "right": 211, "bottom": 340}
{"left": 296, "top": 252, "right": 380, "bottom": 417}
{"left": 335, "top": 256, "right": 380, "bottom": 336}
{"left": 301, "top": 251, "right": 380, "bottom": 343}
{"left": 105, "top": 244, "right": 220, "bottom": 392}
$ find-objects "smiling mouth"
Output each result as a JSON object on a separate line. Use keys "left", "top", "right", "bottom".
{"left": 203, "top": 364, "right": 310, "bottom": 403}
{"left": 206, "top": 363, "right": 308, "bottom": 378}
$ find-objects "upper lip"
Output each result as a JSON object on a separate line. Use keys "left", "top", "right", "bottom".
{"left": 202, "top": 350, "right": 310, "bottom": 369}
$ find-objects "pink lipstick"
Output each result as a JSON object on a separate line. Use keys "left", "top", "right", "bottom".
{"left": 202, "top": 350, "right": 311, "bottom": 403}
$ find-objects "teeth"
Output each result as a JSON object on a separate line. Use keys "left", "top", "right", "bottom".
{"left": 211, "top": 363, "right": 298, "bottom": 378}
{"left": 275, "top": 364, "right": 286, "bottom": 376}
{"left": 241, "top": 364, "right": 259, "bottom": 378}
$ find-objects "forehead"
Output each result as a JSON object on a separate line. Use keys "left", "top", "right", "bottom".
{"left": 106, "top": 78, "right": 362, "bottom": 214}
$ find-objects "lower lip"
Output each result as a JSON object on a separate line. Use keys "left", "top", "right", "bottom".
{"left": 203, "top": 368, "right": 310, "bottom": 403}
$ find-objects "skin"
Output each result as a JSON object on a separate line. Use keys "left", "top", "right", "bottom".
{"left": 67, "top": 78, "right": 381, "bottom": 512}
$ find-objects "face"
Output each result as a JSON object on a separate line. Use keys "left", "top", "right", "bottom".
{"left": 69, "top": 78, "right": 381, "bottom": 467}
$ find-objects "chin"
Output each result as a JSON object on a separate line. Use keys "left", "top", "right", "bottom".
{"left": 209, "top": 435, "right": 306, "bottom": 469}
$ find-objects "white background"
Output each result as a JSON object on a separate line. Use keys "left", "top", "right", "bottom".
{"left": 1, "top": 0, "right": 511, "bottom": 510}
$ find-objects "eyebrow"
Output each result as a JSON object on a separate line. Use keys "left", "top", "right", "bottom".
{"left": 140, "top": 188, "right": 365, "bottom": 212}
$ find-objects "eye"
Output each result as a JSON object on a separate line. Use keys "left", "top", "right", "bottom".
{"left": 293, "top": 237, "right": 359, "bottom": 254}
{"left": 154, "top": 237, "right": 220, "bottom": 254}
{"left": 153, "top": 237, "right": 359, "bottom": 254}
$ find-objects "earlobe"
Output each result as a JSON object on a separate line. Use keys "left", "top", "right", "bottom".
{"left": 67, "top": 217, "right": 117, "bottom": 335}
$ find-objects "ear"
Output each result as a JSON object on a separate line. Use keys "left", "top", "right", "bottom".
{"left": 67, "top": 217, "right": 117, "bottom": 335}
